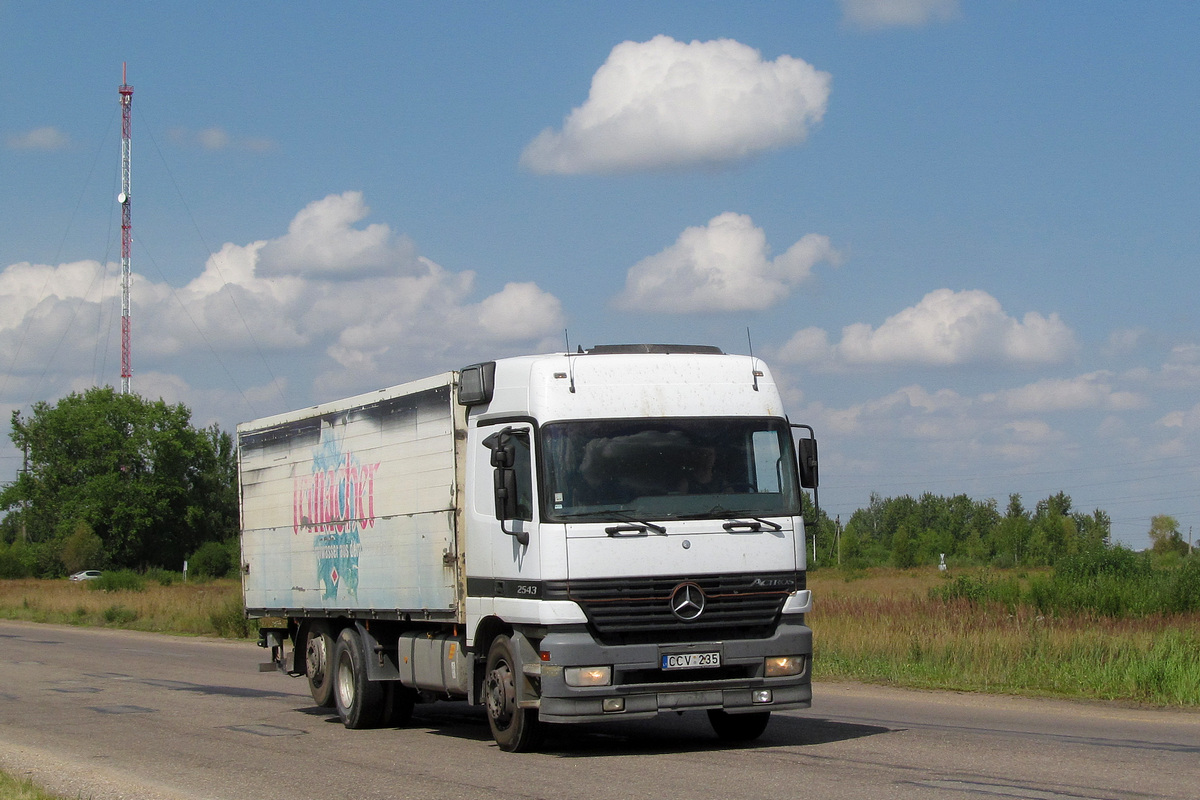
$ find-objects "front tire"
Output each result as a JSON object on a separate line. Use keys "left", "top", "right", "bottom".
{"left": 483, "top": 634, "right": 541, "bottom": 752}
{"left": 333, "top": 627, "right": 384, "bottom": 729}
{"left": 707, "top": 709, "right": 770, "bottom": 742}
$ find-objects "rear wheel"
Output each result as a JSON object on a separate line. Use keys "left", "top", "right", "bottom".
{"left": 302, "top": 623, "right": 336, "bottom": 708}
{"left": 333, "top": 627, "right": 384, "bottom": 729}
{"left": 483, "top": 634, "right": 541, "bottom": 752}
{"left": 707, "top": 709, "right": 770, "bottom": 742}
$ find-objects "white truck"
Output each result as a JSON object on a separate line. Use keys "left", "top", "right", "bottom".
{"left": 239, "top": 344, "right": 818, "bottom": 751}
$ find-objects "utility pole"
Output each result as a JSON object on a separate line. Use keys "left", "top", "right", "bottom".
{"left": 118, "top": 63, "right": 134, "bottom": 394}
{"left": 836, "top": 514, "right": 842, "bottom": 566}
{"left": 18, "top": 412, "right": 28, "bottom": 543}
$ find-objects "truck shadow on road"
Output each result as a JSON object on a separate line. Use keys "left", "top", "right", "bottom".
{"left": 303, "top": 703, "right": 892, "bottom": 756}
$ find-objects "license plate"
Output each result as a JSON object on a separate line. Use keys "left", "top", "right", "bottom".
{"left": 661, "top": 651, "right": 721, "bottom": 670}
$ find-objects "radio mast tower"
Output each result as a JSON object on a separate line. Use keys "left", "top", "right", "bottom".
{"left": 118, "top": 63, "right": 134, "bottom": 394}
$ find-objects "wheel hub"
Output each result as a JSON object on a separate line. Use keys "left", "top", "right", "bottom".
{"left": 485, "top": 661, "right": 516, "bottom": 727}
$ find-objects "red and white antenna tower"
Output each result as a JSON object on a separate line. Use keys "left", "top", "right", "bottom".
{"left": 118, "top": 63, "right": 134, "bottom": 394}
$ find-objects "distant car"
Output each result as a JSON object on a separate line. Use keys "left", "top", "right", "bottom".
{"left": 69, "top": 570, "right": 102, "bottom": 581}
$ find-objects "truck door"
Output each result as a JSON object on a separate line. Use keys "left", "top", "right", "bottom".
{"left": 468, "top": 422, "right": 543, "bottom": 600}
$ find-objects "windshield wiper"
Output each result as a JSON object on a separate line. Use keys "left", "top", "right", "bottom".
{"left": 721, "top": 517, "right": 783, "bottom": 532}
{"left": 605, "top": 511, "right": 666, "bottom": 536}
{"left": 697, "top": 505, "right": 784, "bottom": 531}
{"left": 554, "top": 509, "right": 666, "bottom": 535}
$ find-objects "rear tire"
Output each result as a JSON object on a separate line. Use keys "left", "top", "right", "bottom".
{"left": 707, "top": 709, "right": 770, "bottom": 742}
{"left": 302, "top": 623, "right": 336, "bottom": 708}
{"left": 483, "top": 634, "right": 542, "bottom": 752}
{"left": 333, "top": 627, "right": 384, "bottom": 729}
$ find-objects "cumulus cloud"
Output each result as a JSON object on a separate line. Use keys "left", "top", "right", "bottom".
{"left": 798, "top": 369, "right": 1145, "bottom": 470}
{"left": 1158, "top": 403, "right": 1200, "bottom": 432}
{"left": 779, "top": 289, "right": 1077, "bottom": 368}
{"left": 257, "top": 191, "right": 420, "bottom": 279}
{"left": 0, "top": 192, "right": 566, "bottom": 419}
{"left": 840, "top": 0, "right": 960, "bottom": 29}
{"left": 982, "top": 373, "right": 1146, "bottom": 414}
{"left": 6, "top": 126, "right": 70, "bottom": 151}
{"left": 521, "top": 35, "right": 831, "bottom": 174}
{"left": 615, "top": 213, "right": 838, "bottom": 312}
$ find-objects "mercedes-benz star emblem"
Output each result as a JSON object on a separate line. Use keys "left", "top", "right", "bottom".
{"left": 670, "top": 582, "right": 706, "bottom": 621}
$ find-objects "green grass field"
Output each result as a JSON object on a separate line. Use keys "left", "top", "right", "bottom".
{"left": 810, "top": 567, "right": 1200, "bottom": 706}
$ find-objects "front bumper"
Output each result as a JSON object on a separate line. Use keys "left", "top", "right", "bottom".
{"left": 534, "top": 620, "right": 812, "bottom": 723}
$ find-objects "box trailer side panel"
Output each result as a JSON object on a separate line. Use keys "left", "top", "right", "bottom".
{"left": 240, "top": 382, "right": 460, "bottom": 615}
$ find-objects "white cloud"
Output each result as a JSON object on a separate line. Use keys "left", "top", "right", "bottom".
{"left": 0, "top": 193, "right": 566, "bottom": 416}
{"left": 1158, "top": 402, "right": 1200, "bottom": 432}
{"left": 982, "top": 373, "right": 1146, "bottom": 414}
{"left": 6, "top": 126, "right": 70, "bottom": 151}
{"left": 840, "top": 0, "right": 960, "bottom": 29}
{"left": 780, "top": 289, "right": 1078, "bottom": 368}
{"left": 521, "top": 35, "right": 831, "bottom": 174}
{"left": 257, "top": 191, "right": 420, "bottom": 280}
{"left": 615, "top": 213, "right": 838, "bottom": 312}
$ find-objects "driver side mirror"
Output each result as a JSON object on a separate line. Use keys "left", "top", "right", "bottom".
{"left": 792, "top": 424, "right": 820, "bottom": 527}
{"left": 797, "top": 437, "right": 818, "bottom": 489}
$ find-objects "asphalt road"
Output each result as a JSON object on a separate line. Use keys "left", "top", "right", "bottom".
{"left": 1, "top": 619, "right": 1197, "bottom": 800}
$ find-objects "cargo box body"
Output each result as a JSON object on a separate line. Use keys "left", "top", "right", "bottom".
{"left": 239, "top": 374, "right": 466, "bottom": 620}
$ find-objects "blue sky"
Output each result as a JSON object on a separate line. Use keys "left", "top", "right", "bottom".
{"left": 3, "top": 1, "right": 1198, "bottom": 550}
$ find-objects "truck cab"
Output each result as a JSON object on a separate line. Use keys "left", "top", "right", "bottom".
{"left": 459, "top": 345, "right": 814, "bottom": 749}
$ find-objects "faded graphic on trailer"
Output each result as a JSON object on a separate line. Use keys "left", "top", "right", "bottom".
{"left": 293, "top": 420, "right": 380, "bottom": 601}
{"left": 240, "top": 379, "right": 460, "bottom": 614}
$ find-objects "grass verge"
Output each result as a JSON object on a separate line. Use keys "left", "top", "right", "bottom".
{"left": 0, "top": 770, "right": 63, "bottom": 800}
{"left": 0, "top": 577, "right": 249, "bottom": 638}
{"left": 810, "top": 568, "right": 1200, "bottom": 707}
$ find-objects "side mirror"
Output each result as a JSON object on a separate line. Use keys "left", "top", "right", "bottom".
{"left": 797, "top": 437, "right": 818, "bottom": 489}
{"left": 791, "top": 424, "right": 820, "bottom": 527}
{"left": 482, "top": 427, "right": 529, "bottom": 546}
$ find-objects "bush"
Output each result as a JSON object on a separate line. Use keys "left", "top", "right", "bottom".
{"left": 145, "top": 568, "right": 179, "bottom": 586}
{"left": 1163, "top": 558, "right": 1200, "bottom": 615}
{"left": 0, "top": 542, "right": 33, "bottom": 579}
{"left": 1026, "top": 549, "right": 1199, "bottom": 618}
{"left": 209, "top": 595, "right": 250, "bottom": 638}
{"left": 189, "top": 540, "right": 234, "bottom": 579}
{"left": 929, "top": 572, "right": 1020, "bottom": 609}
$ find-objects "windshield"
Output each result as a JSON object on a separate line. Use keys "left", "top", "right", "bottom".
{"left": 541, "top": 417, "right": 800, "bottom": 523}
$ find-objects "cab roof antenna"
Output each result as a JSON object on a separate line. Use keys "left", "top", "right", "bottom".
{"left": 564, "top": 329, "right": 577, "bottom": 393}
{"left": 746, "top": 327, "right": 760, "bottom": 392}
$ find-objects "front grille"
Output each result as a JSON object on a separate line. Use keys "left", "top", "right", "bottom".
{"left": 544, "top": 572, "right": 798, "bottom": 646}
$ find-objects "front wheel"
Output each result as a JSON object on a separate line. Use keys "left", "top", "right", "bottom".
{"left": 707, "top": 709, "right": 770, "bottom": 742}
{"left": 483, "top": 634, "right": 542, "bottom": 752}
{"left": 333, "top": 627, "right": 384, "bottom": 729}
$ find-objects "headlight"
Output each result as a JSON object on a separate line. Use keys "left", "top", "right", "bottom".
{"left": 565, "top": 666, "right": 612, "bottom": 687}
{"left": 764, "top": 656, "right": 806, "bottom": 677}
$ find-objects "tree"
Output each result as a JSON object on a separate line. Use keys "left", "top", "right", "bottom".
{"left": 1, "top": 387, "right": 239, "bottom": 573}
{"left": 60, "top": 520, "right": 103, "bottom": 573}
{"left": 1148, "top": 515, "right": 1188, "bottom": 557}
